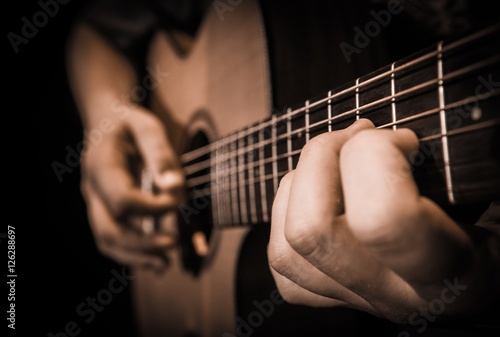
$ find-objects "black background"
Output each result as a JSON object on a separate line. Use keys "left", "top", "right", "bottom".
{"left": 6, "top": 1, "right": 138, "bottom": 336}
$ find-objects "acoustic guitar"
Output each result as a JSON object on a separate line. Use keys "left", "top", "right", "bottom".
{"left": 131, "top": 1, "right": 500, "bottom": 336}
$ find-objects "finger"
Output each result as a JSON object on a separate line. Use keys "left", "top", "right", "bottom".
{"left": 341, "top": 129, "right": 474, "bottom": 296}
{"left": 100, "top": 243, "right": 168, "bottom": 271}
{"left": 283, "top": 121, "right": 426, "bottom": 321}
{"left": 127, "top": 109, "right": 185, "bottom": 192}
{"left": 86, "top": 136, "right": 178, "bottom": 218}
{"left": 84, "top": 181, "right": 174, "bottom": 269}
{"left": 269, "top": 265, "right": 348, "bottom": 308}
{"left": 284, "top": 118, "right": 374, "bottom": 258}
{"left": 268, "top": 171, "right": 379, "bottom": 314}
{"left": 100, "top": 231, "right": 175, "bottom": 271}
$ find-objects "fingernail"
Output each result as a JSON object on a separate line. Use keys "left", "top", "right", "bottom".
{"left": 156, "top": 171, "right": 185, "bottom": 190}
{"left": 350, "top": 118, "right": 374, "bottom": 129}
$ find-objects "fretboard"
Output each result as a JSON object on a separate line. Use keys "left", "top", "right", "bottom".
{"left": 181, "top": 24, "right": 500, "bottom": 229}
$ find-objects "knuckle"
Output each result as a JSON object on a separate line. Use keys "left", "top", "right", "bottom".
{"left": 267, "top": 246, "right": 291, "bottom": 275}
{"left": 284, "top": 220, "right": 327, "bottom": 259}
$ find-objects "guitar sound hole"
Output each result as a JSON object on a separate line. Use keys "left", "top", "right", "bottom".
{"left": 178, "top": 131, "right": 213, "bottom": 276}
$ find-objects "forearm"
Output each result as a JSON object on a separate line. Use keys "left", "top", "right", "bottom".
{"left": 66, "top": 22, "right": 138, "bottom": 129}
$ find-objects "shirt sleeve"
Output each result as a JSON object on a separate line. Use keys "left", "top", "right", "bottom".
{"left": 475, "top": 200, "right": 500, "bottom": 237}
{"left": 77, "top": 0, "right": 210, "bottom": 76}
{"left": 77, "top": 0, "right": 159, "bottom": 70}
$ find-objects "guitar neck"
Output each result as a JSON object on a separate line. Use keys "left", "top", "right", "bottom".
{"left": 182, "top": 24, "right": 500, "bottom": 228}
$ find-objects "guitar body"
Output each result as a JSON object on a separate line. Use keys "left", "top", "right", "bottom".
{"left": 133, "top": 1, "right": 272, "bottom": 336}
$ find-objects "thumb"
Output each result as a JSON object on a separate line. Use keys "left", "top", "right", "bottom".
{"left": 128, "top": 108, "right": 185, "bottom": 192}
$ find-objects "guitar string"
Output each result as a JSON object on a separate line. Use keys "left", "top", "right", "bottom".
{"left": 181, "top": 54, "right": 500, "bottom": 166}
{"left": 180, "top": 24, "right": 500, "bottom": 164}
{"left": 187, "top": 118, "right": 500, "bottom": 229}
{"left": 184, "top": 117, "right": 500, "bottom": 190}
{"left": 182, "top": 85, "right": 500, "bottom": 178}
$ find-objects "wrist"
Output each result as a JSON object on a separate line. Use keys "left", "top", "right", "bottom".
{"left": 81, "top": 97, "right": 137, "bottom": 131}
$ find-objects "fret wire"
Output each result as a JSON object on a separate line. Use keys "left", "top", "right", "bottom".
{"left": 230, "top": 136, "right": 240, "bottom": 224}
{"left": 305, "top": 100, "right": 311, "bottom": 142}
{"left": 355, "top": 78, "right": 360, "bottom": 120}
{"left": 216, "top": 139, "right": 224, "bottom": 225}
{"left": 217, "top": 142, "right": 224, "bottom": 226}
{"left": 188, "top": 117, "right": 500, "bottom": 191}
{"left": 287, "top": 107, "right": 293, "bottom": 171}
{"left": 217, "top": 142, "right": 223, "bottom": 226}
{"left": 391, "top": 62, "right": 397, "bottom": 131}
{"left": 238, "top": 132, "right": 248, "bottom": 224}
{"left": 181, "top": 49, "right": 500, "bottom": 165}
{"left": 327, "top": 90, "right": 332, "bottom": 132}
{"left": 437, "top": 41, "right": 455, "bottom": 204}
{"left": 258, "top": 127, "right": 269, "bottom": 222}
{"left": 219, "top": 138, "right": 228, "bottom": 223}
{"left": 222, "top": 138, "right": 231, "bottom": 226}
{"left": 212, "top": 142, "right": 220, "bottom": 227}
{"left": 271, "top": 114, "right": 279, "bottom": 194}
{"left": 247, "top": 132, "right": 258, "bottom": 223}
{"left": 229, "top": 136, "right": 239, "bottom": 225}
